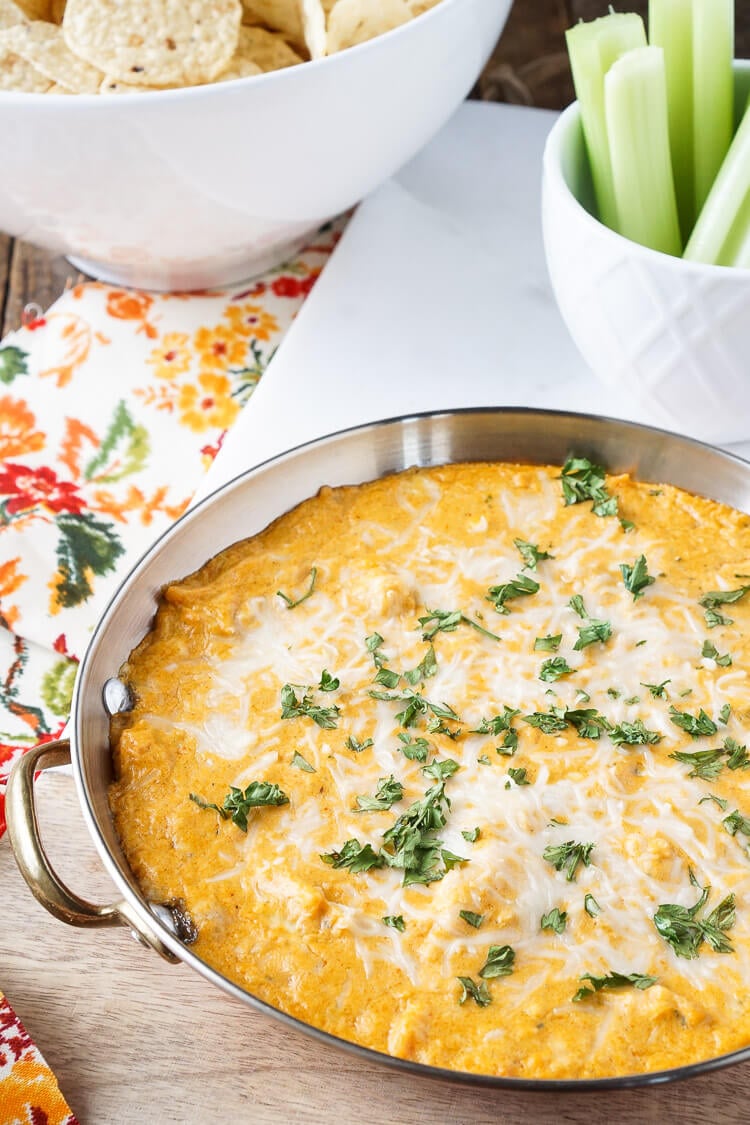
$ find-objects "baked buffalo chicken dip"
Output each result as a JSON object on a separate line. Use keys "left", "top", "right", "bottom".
{"left": 110, "top": 460, "right": 750, "bottom": 1080}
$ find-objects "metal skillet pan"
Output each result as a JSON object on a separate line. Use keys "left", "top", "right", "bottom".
{"left": 8, "top": 406, "right": 750, "bottom": 1091}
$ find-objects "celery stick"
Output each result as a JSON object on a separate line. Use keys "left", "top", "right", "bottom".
{"left": 684, "top": 100, "right": 750, "bottom": 267}
{"left": 566, "top": 13, "right": 647, "bottom": 231}
{"left": 605, "top": 47, "right": 682, "bottom": 256}
{"left": 692, "top": 0, "right": 734, "bottom": 217}
{"left": 649, "top": 0, "right": 695, "bottom": 241}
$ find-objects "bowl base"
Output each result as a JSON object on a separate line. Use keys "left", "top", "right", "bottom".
{"left": 67, "top": 229, "right": 321, "bottom": 292}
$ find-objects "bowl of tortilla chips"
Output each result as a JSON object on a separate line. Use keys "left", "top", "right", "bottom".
{"left": 0, "top": 0, "right": 511, "bottom": 290}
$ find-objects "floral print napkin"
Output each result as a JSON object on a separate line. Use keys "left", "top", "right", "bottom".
{"left": 0, "top": 990, "right": 79, "bottom": 1124}
{"left": 0, "top": 218, "right": 345, "bottom": 837}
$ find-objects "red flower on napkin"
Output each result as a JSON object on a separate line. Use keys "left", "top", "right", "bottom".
{"left": 0, "top": 464, "right": 85, "bottom": 517}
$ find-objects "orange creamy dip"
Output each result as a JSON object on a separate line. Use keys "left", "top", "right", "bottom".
{"left": 110, "top": 462, "right": 750, "bottom": 1079}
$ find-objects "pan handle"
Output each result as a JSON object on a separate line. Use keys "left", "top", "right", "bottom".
{"left": 6, "top": 740, "right": 179, "bottom": 964}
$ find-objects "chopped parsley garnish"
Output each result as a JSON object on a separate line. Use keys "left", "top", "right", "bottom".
{"left": 368, "top": 687, "right": 459, "bottom": 730}
{"left": 539, "top": 656, "right": 573, "bottom": 683}
{"left": 624, "top": 695, "right": 640, "bottom": 705}
{"left": 541, "top": 907, "right": 567, "bottom": 934}
{"left": 418, "top": 608, "right": 500, "bottom": 643}
{"left": 668, "top": 705, "right": 717, "bottom": 738}
{"left": 566, "top": 707, "right": 610, "bottom": 739}
{"left": 425, "top": 716, "right": 462, "bottom": 740}
{"left": 276, "top": 566, "right": 317, "bottom": 609}
{"left": 459, "top": 910, "right": 485, "bottom": 929}
{"left": 403, "top": 645, "right": 438, "bottom": 686}
{"left": 719, "top": 703, "right": 732, "bottom": 725}
{"left": 584, "top": 894, "right": 602, "bottom": 917}
{"left": 653, "top": 874, "right": 735, "bottom": 958}
{"left": 382, "top": 915, "right": 405, "bottom": 931}
{"left": 671, "top": 737, "right": 749, "bottom": 779}
{"left": 461, "top": 827, "right": 481, "bottom": 843}
{"left": 457, "top": 977, "right": 491, "bottom": 1007}
{"left": 572, "top": 971, "right": 657, "bottom": 1002}
{"left": 559, "top": 456, "right": 618, "bottom": 517}
{"left": 320, "top": 839, "right": 386, "bottom": 873}
{"left": 568, "top": 595, "right": 612, "bottom": 650}
{"left": 725, "top": 738, "right": 750, "bottom": 770}
{"left": 619, "top": 555, "right": 655, "bottom": 600}
{"left": 365, "top": 632, "right": 387, "bottom": 668}
{"left": 355, "top": 775, "right": 404, "bottom": 812}
{"left": 507, "top": 767, "right": 530, "bottom": 786}
{"left": 479, "top": 944, "right": 515, "bottom": 979}
{"left": 486, "top": 574, "right": 540, "bottom": 615}
{"left": 381, "top": 778, "right": 461, "bottom": 886}
{"left": 470, "top": 706, "right": 519, "bottom": 756}
{"left": 701, "top": 640, "right": 732, "bottom": 666}
{"left": 608, "top": 719, "right": 662, "bottom": 747}
{"left": 318, "top": 669, "right": 340, "bottom": 692}
{"left": 190, "top": 781, "right": 289, "bottom": 833}
{"left": 281, "top": 683, "right": 340, "bottom": 729}
{"left": 346, "top": 735, "right": 373, "bottom": 753}
{"left": 641, "top": 679, "right": 670, "bottom": 698}
{"left": 291, "top": 751, "right": 316, "bottom": 773}
{"left": 670, "top": 747, "right": 726, "bottom": 781}
{"left": 523, "top": 706, "right": 609, "bottom": 740}
{"left": 543, "top": 840, "right": 595, "bottom": 882}
{"left": 441, "top": 850, "right": 468, "bottom": 871}
{"left": 700, "top": 585, "right": 750, "bottom": 610}
{"left": 514, "top": 538, "right": 554, "bottom": 569}
{"left": 534, "top": 633, "right": 562, "bottom": 652}
{"left": 607, "top": 688, "right": 620, "bottom": 699}
{"left": 523, "top": 708, "right": 569, "bottom": 735}
{"left": 723, "top": 809, "right": 750, "bottom": 838}
{"left": 574, "top": 618, "right": 612, "bottom": 651}
{"left": 705, "top": 608, "right": 734, "bottom": 629}
{"left": 699, "top": 794, "right": 728, "bottom": 811}
{"left": 373, "top": 667, "right": 400, "bottom": 689}
{"left": 700, "top": 586, "right": 750, "bottom": 628}
{"left": 396, "top": 733, "right": 431, "bottom": 762}
{"left": 422, "top": 758, "right": 460, "bottom": 781}
{"left": 477, "top": 755, "right": 491, "bottom": 765}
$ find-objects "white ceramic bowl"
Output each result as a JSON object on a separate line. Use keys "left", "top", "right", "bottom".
{"left": 542, "top": 62, "right": 750, "bottom": 446}
{"left": 0, "top": 0, "right": 510, "bottom": 291}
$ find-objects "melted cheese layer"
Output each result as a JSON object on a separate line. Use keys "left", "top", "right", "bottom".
{"left": 110, "top": 462, "right": 750, "bottom": 1080}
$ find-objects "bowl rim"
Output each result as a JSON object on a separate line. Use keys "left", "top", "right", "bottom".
{"left": 0, "top": 0, "right": 470, "bottom": 105}
{"left": 542, "top": 57, "right": 750, "bottom": 279}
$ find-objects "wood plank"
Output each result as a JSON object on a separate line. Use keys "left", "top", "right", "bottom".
{"left": 478, "top": 0, "right": 572, "bottom": 109}
{"left": 2, "top": 239, "right": 82, "bottom": 335}
{"left": 0, "top": 233, "right": 12, "bottom": 331}
{"left": 3, "top": 771, "right": 750, "bottom": 1125}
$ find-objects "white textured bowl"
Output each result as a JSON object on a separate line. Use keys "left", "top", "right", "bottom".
{"left": 542, "top": 62, "right": 750, "bottom": 446}
{"left": 0, "top": 0, "right": 510, "bottom": 291}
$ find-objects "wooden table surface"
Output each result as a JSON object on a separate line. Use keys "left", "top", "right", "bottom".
{"left": 5, "top": 3, "right": 750, "bottom": 1123}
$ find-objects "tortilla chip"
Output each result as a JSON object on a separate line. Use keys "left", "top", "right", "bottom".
{"left": 0, "top": 41, "right": 51, "bottom": 88}
{"left": 0, "top": 0, "right": 27, "bottom": 28}
{"left": 2, "top": 19, "right": 102, "bottom": 90}
{"left": 241, "top": 0, "right": 304, "bottom": 49}
{"left": 234, "top": 24, "right": 301, "bottom": 71}
{"left": 407, "top": 0, "right": 441, "bottom": 13}
{"left": 49, "top": 0, "right": 65, "bottom": 21}
{"left": 62, "top": 0, "right": 242, "bottom": 86}
{"left": 300, "top": 0, "right": 324, "bottom": 58}
{"left": 326, "top": 0, "right": 411, "bottom": 53}
{"left": 99, "top": 75, "right": 166, "bottom": 92}
{"left": 215, "top": 53, "right": 262, "bottom": 81}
